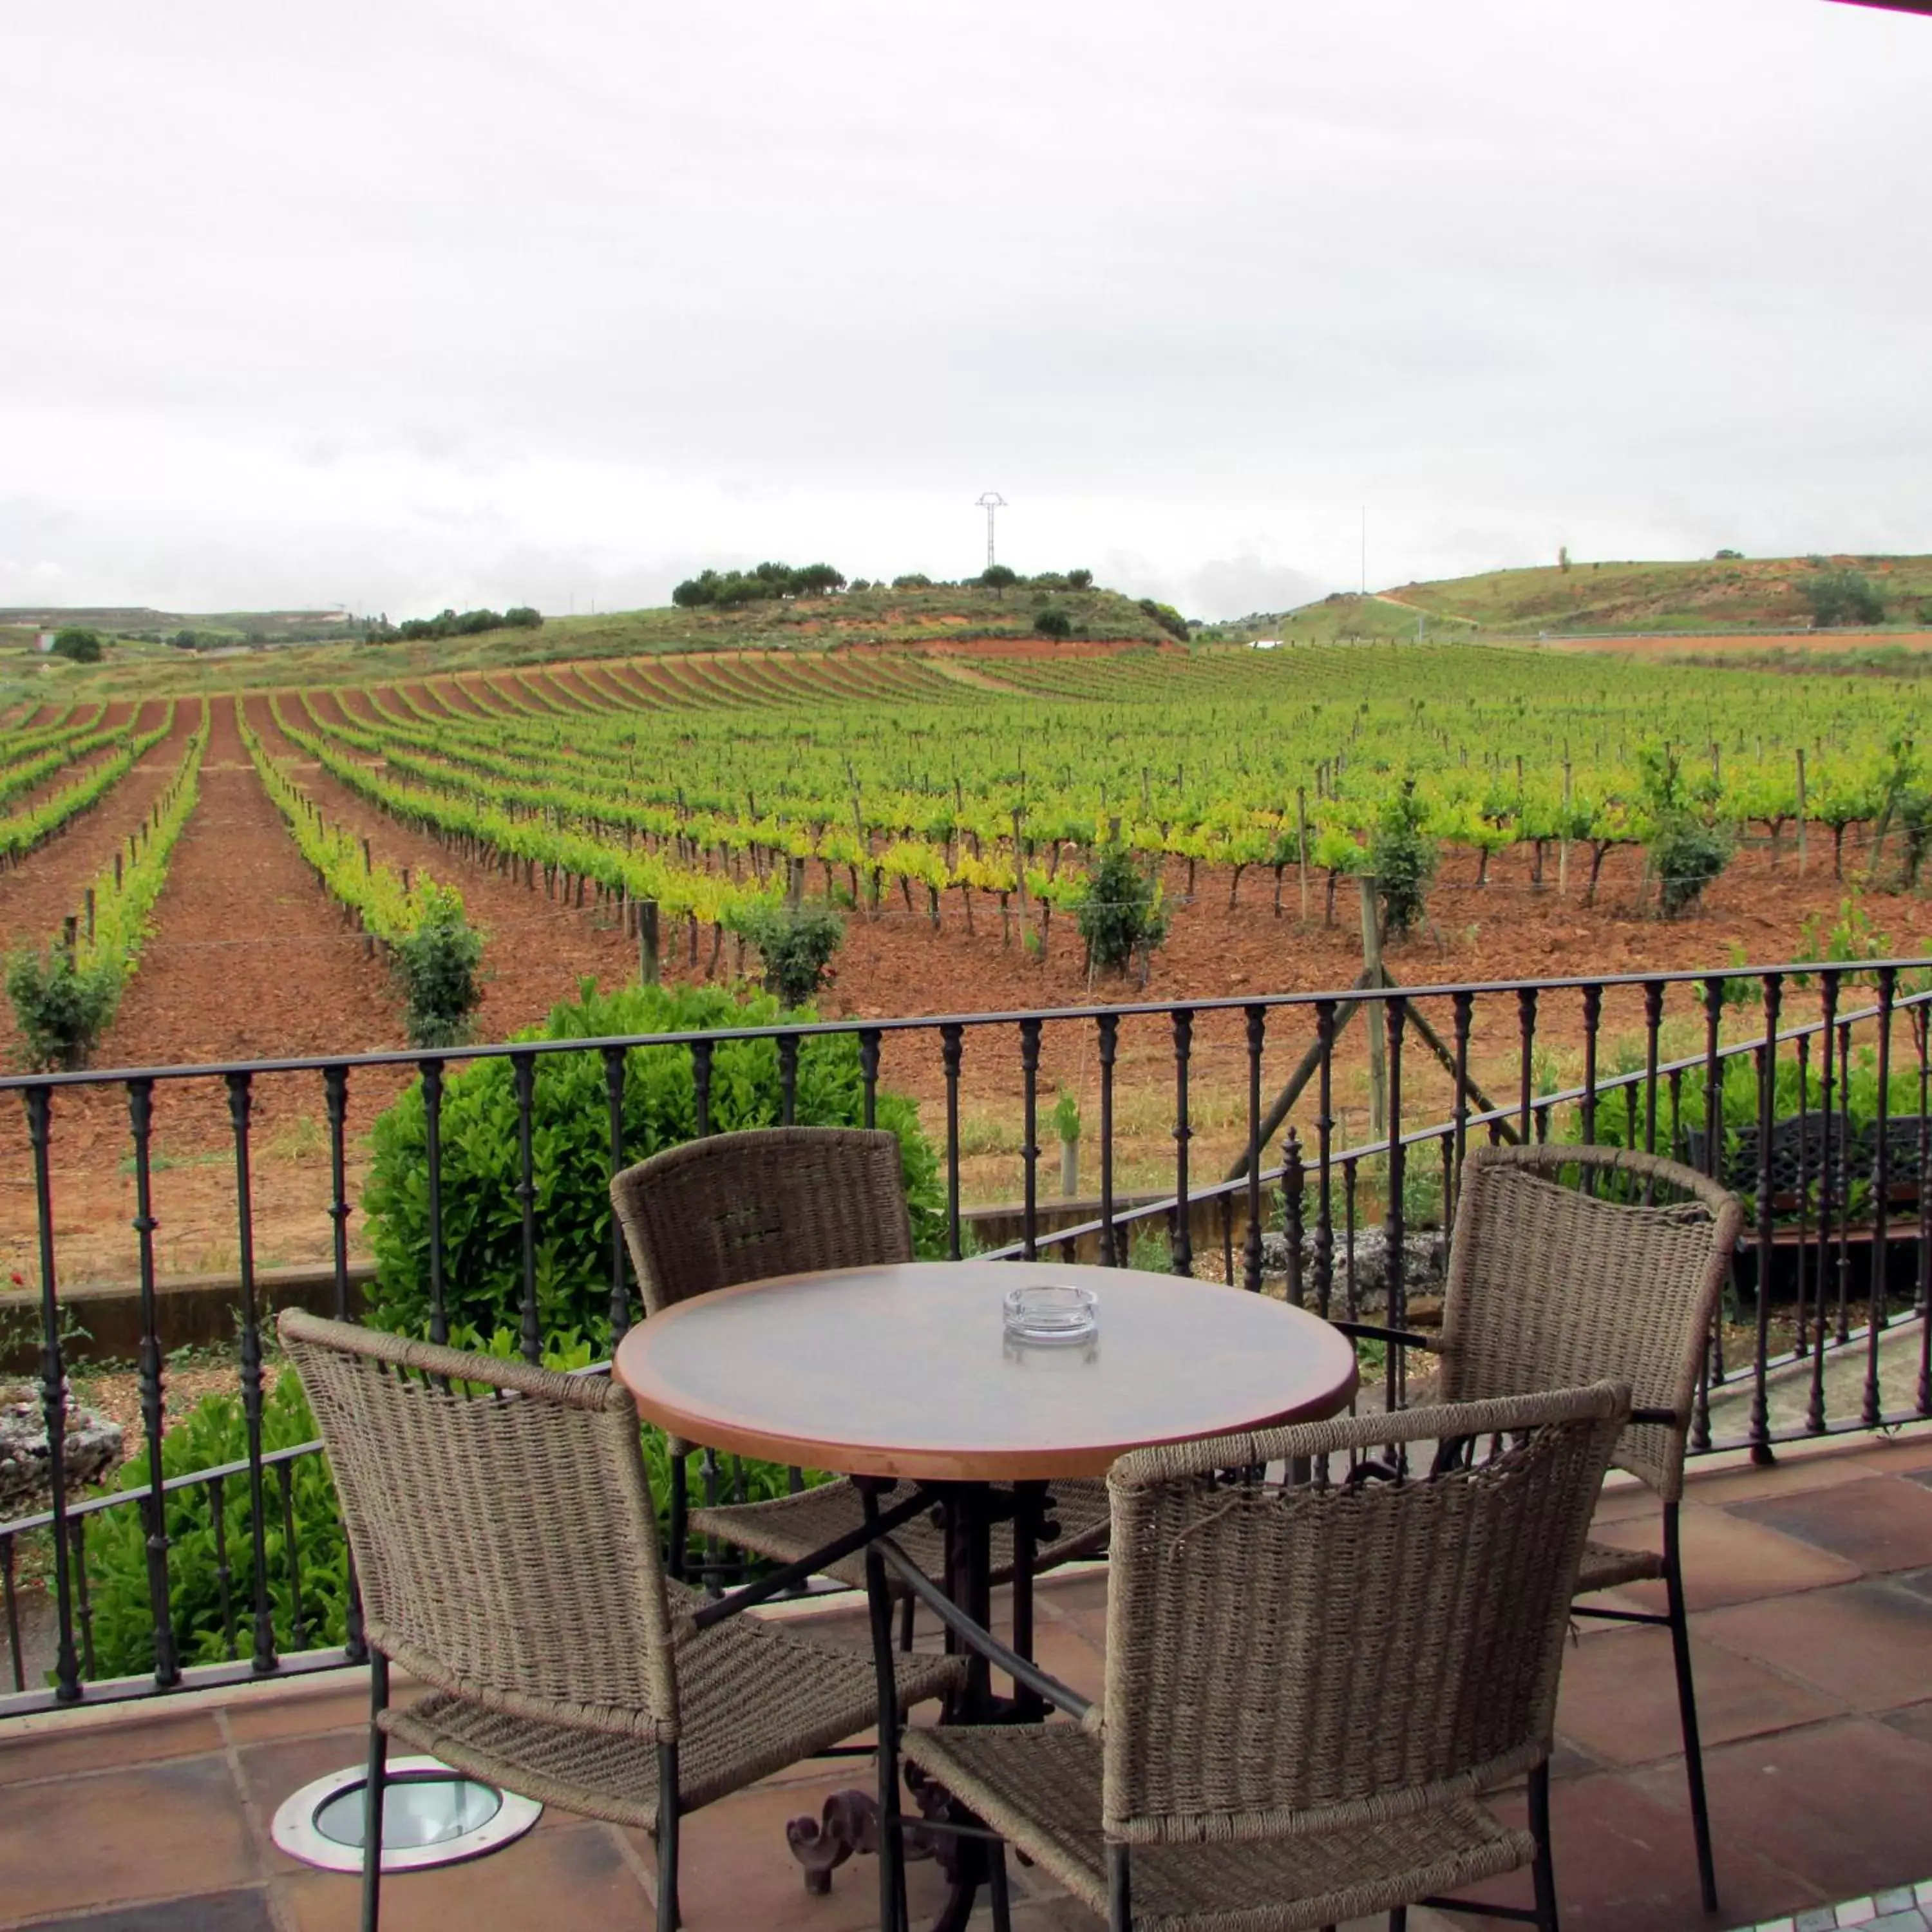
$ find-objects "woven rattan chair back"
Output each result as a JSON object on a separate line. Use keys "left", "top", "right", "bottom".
{"left": 279, "top": 1309, "right": 680, "bottom": 1740}
{"left": 1101, "top": 1383, "right": 1627, "bottom": 1846}
{"left": 610, "top": 1125, "right": 913, "bottom": 1316}
{"left": 1437, "top": 1144, "right": 1741, "bottom": 1501}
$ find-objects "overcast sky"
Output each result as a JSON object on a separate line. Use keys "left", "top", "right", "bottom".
{"left": 5, "top": 0, "right": 1927, "bottom": 622}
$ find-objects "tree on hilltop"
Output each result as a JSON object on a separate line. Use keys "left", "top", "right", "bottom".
{"left": 979, "top": 564, "right": 1018, "bottom": 598}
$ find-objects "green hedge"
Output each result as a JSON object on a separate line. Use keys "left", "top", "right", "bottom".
{"left": 82, "top": 1374, "right": 347, "bottom": 1680}
{"left": 363, "top": 979, "right": 943, "bottom": 1346}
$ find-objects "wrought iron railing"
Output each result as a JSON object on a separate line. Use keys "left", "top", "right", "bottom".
{"left": 2, "top": 958, "right": 1927, "bottom": 1717}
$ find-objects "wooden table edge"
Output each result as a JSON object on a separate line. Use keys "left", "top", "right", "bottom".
{"left": 615, "top": 1346, "right": 1362, "bottom": 1482}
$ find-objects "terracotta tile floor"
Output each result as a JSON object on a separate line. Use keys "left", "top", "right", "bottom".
{"left": 3, "top": 1430, "right": 1931, "bottom": 1932}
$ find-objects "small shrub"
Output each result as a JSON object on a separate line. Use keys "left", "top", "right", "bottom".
{"left": 1034, "top": 607, "right": 1073, "bottom": 641}
{"left": 1803, "top": 564, "right": 1884, "bottom": 628}
{"left": 362, "top": 980, "right": 942, "bottom": 1343}
{"left": 891, "top": 573, "right": 933, "bottom": 589}
{"left": 1075, "top": 842, "right": 1170, "bottom": 976}
{"left": 1638, "top": 743, "right": 1731, "bottom": 918}
{"left": 1052, "top": 1086, "right": 1080, "bottom": 1143}
{"left": 5, "top": 947, "right": 117, "bottom": 1070}
{"left": 50, "top": 627, "right": 104, "bottom": 663}
{"left": 1651, "top": 817, "right": 1731, "bottom": 918}
{"left": 1136, "top": 597, "right": 1190, "bottom": 643}
{"left": 734, "top": 900, "right": 845, "bottom": 1007}
{"left": 502, "top": 605, "right": 544, "bottom": 629}
{"left": 392, "top": 887, "right": 484, "bottom": 1047}
{"left": 1367, "top": 779, "right": 1437, "bottom": 940}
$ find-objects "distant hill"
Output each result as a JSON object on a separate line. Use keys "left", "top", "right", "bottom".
{"left": 3, "top": 578, "right": 1179, "bottom": 698}
{"left": 1210, "top": 554, "right": 1932, "bottom": 643}
{"left": 0, "top": 607, "right": 360, "bottom": 644}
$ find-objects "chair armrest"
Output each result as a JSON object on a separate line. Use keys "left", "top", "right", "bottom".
{"left": 874, "top": 1535, "right": 1095, "bottom": 1725}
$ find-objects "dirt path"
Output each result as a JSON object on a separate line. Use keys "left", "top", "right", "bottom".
{"left": 249, "top": 694, "right": 638, "bottom": 1035}
{"left": 0, "top": 702, "right": 184, "bottom": 1033}
{"left": 0, "top": 699, "right": 410, "bottom": 1287}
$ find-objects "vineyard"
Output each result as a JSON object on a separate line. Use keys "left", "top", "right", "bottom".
{"left": 2, "top": 636, "right": 1930, "bottom": 1284}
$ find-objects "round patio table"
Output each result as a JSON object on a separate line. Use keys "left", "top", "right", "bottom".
{"left": 614, "top": 1259, "right": 1360, "bottom": 1931}
{"left": 612, "top": 1257, "right": 1361, "bottom": 1481}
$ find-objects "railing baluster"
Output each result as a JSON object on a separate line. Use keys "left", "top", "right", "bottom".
{"left": 323, "top": 1065, "right": 351, "bottom": 1318}
{"left": 1450, "top": 989, "right": 1473, "bottom": 1202}
{"left": 1019, "top": 1018, "right": 1041, "bottom": 1262}
{"left": 1098, "top": 1013, "right": 1119, "bottom": 1267}
{"left": 692, "top": 1036, "right": 713, "bottom": 1139}
{"left": 603, "top": 1045, "right": 630, "bottom": 1337}
{"left": 3, "top": 1535, "right": 21, "bottom": 1692}
{"left": 942, "top": 1023, "right": 964, "bottom": 1260}
{"left": 1313, "top": 1001, "right": 1336, "bottom": 1317}
{"left": 513, "top": 1051, "right": 540, "bottom": 1363}
{"left": 1913, "top": 1001, "right": 1929, "bottom": 1418}
{"left": 778, "top": 1033, "right": 798, "bottom": 1126}
{"left": 225, "top": 1072, "right": 277, "bottom": 1673}
{"left": 126, "top": 1078, "right": 180, "bottom": 1689}
{"left": 1749, "top": 975, "right": 1781, "bottom": 1464}
{"left": 1242, "top": 1005, "right": 1265, "bottom": 1291}
{"left": 1171, "top": 1011, "right": 1192, "bottom": 1276}
{"left": 1515, "top": 987, "right": 1538, "bottom": 1141}
{"left": 1701, "top": 976, "right": 1726, "bottom": 1182}
{"left": 1283, "top": 1129, "right": 1305, "bottom": 1308}
{"left": 26, "top": 1087, "right": 80, "bottom": 1702}
{"left": 1864, "top": 968, "right": 1895, "bottom": 1428}
{"left": 211, "top": 1471, "right": 236, "bottom": 1660}
{"left": 71, "top": 1518, "right": 95, "bottom": 1680}
{"left": 1837, "top": 1014, "right": 1855, "bottom": 1347}
{"left": 858, "top": 1028, "right": 880, "bottom": 1131}
{"left": 1385, "top": 997, "right": 1408, "bottom": 1416}
{"left": 1580, "top": 983, "right": 1602, "bottom": 1150}
{"left": 1810, "top": 973, "right": 1839, "bottom": 1435}
{"left": 422, "top": 1060, "right": 448, "bottom": 1345}
{"left": 279, "top": 1464, "right": 308, "bottom": 1651}
{"left": 1794, "top": 1033, "right": 1813, "bottom": 1361}
{"left": 1643, "top": 980, "right": 1665, "bottom": 1158}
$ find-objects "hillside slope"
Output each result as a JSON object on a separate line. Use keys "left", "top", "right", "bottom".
{"left": 1221, "top": 553, "right": 1932, "bottom": 642}
{"left": 5, "top": 580, "right": 1176, "bottom": 701}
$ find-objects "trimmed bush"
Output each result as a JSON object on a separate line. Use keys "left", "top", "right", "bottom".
{"left": 5, "top": 947, "right": 116, "bottom": 1070}
{"left": 362, "top": 980, "right": 942, "bottom": 1345}
{"left": 1075, "top": 842, "right": 1170, "bottom": 976}
{"left": 734, "top": 900, "right": 844, "bottom": 1007}
{"left": 392, "top": 886, "right": 485, "bottom": 1046}
{"left": 1367, "top": 779, "right": 1437, "bottom": 940}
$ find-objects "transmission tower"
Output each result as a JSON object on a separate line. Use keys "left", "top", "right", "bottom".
{"left": 976, "top": 492, "right": 1008, "bottom": 569}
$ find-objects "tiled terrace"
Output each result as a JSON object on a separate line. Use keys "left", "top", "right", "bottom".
{"left": 3, "top": 1428, "right": 1931, "bottom": 1932}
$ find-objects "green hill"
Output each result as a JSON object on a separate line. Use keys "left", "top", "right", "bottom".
{"left": 2, "top": 578, "right": 1176, "bottom": 701}
{"left": 1216, "top": 554, "right": 1932, "bottom": 643}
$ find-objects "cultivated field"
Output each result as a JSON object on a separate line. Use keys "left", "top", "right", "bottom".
{"left": 4, "top": 629, "right": 1930, "bottom": 1288}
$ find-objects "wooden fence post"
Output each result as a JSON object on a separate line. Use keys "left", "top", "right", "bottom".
{"left": 1796, "top": 748, "right": 1808, "bottom": 875}
{"left": 638, "top": 899, "right": 660, "bottom": 984}
{"left": 1357, "top": 875, "right": 1387, "bottom": 1146}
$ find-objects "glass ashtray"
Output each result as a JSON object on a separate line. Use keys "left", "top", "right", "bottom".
{"left": 1003, "top": 1282, "right": 1098, "bottom": 1345}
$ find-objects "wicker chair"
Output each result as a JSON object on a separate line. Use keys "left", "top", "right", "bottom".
{"left": 867, "top": 1383, "right": 1629, "bottom": 1932}
{"left": 279, "top": 1309, "right": 961, "bottom": 1932}
{"left": 1432, "top": 1142, "right": 1743, "bottom": 1915}
{"left": 608, "top": 1126, "right": 1112, "bottom": 1611}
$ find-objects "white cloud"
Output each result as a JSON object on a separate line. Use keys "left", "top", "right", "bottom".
{"left": 3, "top": 0, "right": 1929, "bottom": 621}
